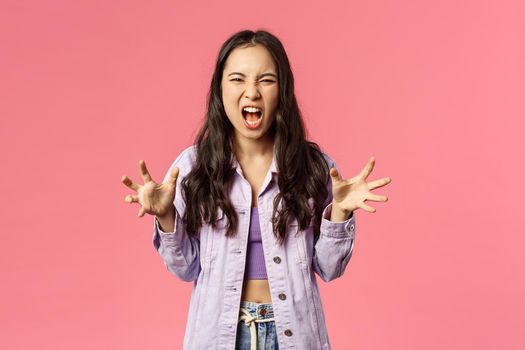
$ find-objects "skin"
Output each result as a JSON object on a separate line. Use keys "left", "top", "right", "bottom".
{"left": 221, "top": 43, "right": 280, "bottom": 161}
{"left": 121, "top": 43, "right": 393, "bottom": 305}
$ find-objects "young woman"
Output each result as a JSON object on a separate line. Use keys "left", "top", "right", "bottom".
{"left": 122, "top": 29, "right": 391, "bottom": 350}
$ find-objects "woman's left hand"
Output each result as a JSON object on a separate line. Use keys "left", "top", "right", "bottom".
{"left": 329, "top": 156, "right": 392, "bottom": 215}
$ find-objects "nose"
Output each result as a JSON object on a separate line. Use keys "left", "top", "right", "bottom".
{"left": 244, "top": 81, "right": 261, "bottom": 100}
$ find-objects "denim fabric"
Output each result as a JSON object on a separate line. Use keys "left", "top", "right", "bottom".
{"left": 235, "top": 301, "right": 279, "bottom": 350}
{"left": 152, "top": 144, "right": 357, "bottom": 349}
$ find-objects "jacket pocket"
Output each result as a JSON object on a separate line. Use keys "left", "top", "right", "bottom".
{"left": 290, "top": 219, "right": 323, "bottom": 348}
{"left": 290, "top": 198, "right": 316, "bottom": 263}
{"left": 204, "top": 207, "right": 225, "bottom": 265}
{"left": 290, "top": 219, "right": 314, "bottom": 264}
{"left": 299, "top": 258, "right": 324, "bottom": 348}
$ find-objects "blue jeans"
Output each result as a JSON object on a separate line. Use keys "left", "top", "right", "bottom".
{"left": 235, "top": 300, "right": 279, "bottom": 350}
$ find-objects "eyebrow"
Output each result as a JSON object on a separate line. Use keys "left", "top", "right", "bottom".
{"left": 227, "top": 72, "right": 278, "bottom": 79}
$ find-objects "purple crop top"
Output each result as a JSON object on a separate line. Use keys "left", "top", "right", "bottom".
{"left": 244, "top": 206, "right": 268, "bottom": 279}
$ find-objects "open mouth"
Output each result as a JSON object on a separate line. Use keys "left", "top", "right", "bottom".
{"left": 241, "top": 108, "right": 263, "bottom": 128}
{"left": 242, "top": 109, "right": 263, "bottom": 125}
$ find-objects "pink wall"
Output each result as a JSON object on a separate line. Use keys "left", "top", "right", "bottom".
{"left": 2, "top": 0, "right": 524, "bottom": 349}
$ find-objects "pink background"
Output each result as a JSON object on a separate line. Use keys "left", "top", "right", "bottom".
{"left": 2, "top": 0, "right": 524, "bottom": 349}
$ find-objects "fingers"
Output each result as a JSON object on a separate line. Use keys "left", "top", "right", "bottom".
{"left": 121, "top": 175, "right": 140, "bottom": 191}
{"left": 359, "top": 156, "right": 375, "bottom": 180}
{"left": 366, "top": 192, "right": 388, "bottom": 202}
{"left": 124, "top": 193, "right": 147, "bottom": 218}
{"left": 125, "top": 194, "right": 139, "bottom": 204}
{"left": 359, "top": 202, "right": 376, "bottom": 213}
{"left": 329, "top": 168, "right": 343, "bottom": 183}
{"left": 139, "top": 160, "right": 153, "bottom": 183}
{"left": 345, "top": 175, "right": 358, "bottom": 185}
{"left": 170, "top": 166, "right": 180, "bottom": 185}
{"left": 367, "top": 176, "right": 392, "bottom": 191}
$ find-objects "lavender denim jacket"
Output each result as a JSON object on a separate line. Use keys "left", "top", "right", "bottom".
{"left": 152, "top": 144, "right": 356, "bottom": 350}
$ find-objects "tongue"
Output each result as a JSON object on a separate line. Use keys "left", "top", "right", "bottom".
{"left": 245, "top": 112, "right": 261, "bottom": 122}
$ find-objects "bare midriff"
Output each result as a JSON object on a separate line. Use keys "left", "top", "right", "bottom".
{"left": 241, "top": 279, "right": 273, "bottom": 303}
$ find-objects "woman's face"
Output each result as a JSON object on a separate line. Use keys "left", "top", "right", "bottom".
{"left": 221, "top": 44, "right": 279, "bottom": 145}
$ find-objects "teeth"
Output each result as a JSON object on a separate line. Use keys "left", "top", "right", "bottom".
{"left": 246, "top": 119, "right": 260, "bottom": 125}
{"left": 243, "top": 106, "right": 261, "bottom": 113}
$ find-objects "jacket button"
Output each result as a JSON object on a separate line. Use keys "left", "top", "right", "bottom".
{"left": 284, "top": 329, "right": 293, "bottom": 336}
{"left": 278, "top": 293, "right": 286, "bottom": 300}
{"left": 273, "top": 256, "right": 281, "bottom": 264}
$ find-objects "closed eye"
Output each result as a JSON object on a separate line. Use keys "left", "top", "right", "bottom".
{"left": 229, "top": 78, "right": 276, "bottom": 83}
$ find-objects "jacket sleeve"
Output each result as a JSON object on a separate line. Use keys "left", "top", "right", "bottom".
{"left": 312, "top": 154, "right": 356, "bottom": 282}
{"left": 152, "top": 146, "right": 201, "bottom": 282}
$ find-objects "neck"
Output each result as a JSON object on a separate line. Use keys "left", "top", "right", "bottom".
{"left": 232, "top": 133, "right": 274, "bottom": 159}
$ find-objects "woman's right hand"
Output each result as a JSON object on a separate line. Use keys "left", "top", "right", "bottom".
{"left": 121, "top": 160, "right": 179, "bottom": 218}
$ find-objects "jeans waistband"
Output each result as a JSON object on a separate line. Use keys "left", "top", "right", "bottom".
{"left": 239, "top": 300, "right": 275, "bottom": 320}
{"left": 238, "top": 301, "right": 276, "bottom": 350}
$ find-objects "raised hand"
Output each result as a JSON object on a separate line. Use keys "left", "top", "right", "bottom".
{"left": 329, "top": 156, "right": 391, "bottom": 214}
{"left": 121, "top": 160, "right": 179, "bottom": 218}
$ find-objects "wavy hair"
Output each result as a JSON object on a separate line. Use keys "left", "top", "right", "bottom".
{"left": 180, "top": 29, "right": 331, "bottom": 246}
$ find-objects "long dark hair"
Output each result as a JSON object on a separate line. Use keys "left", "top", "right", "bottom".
{"left": 180, "top": 29, "right": 331, "bottom": 246}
